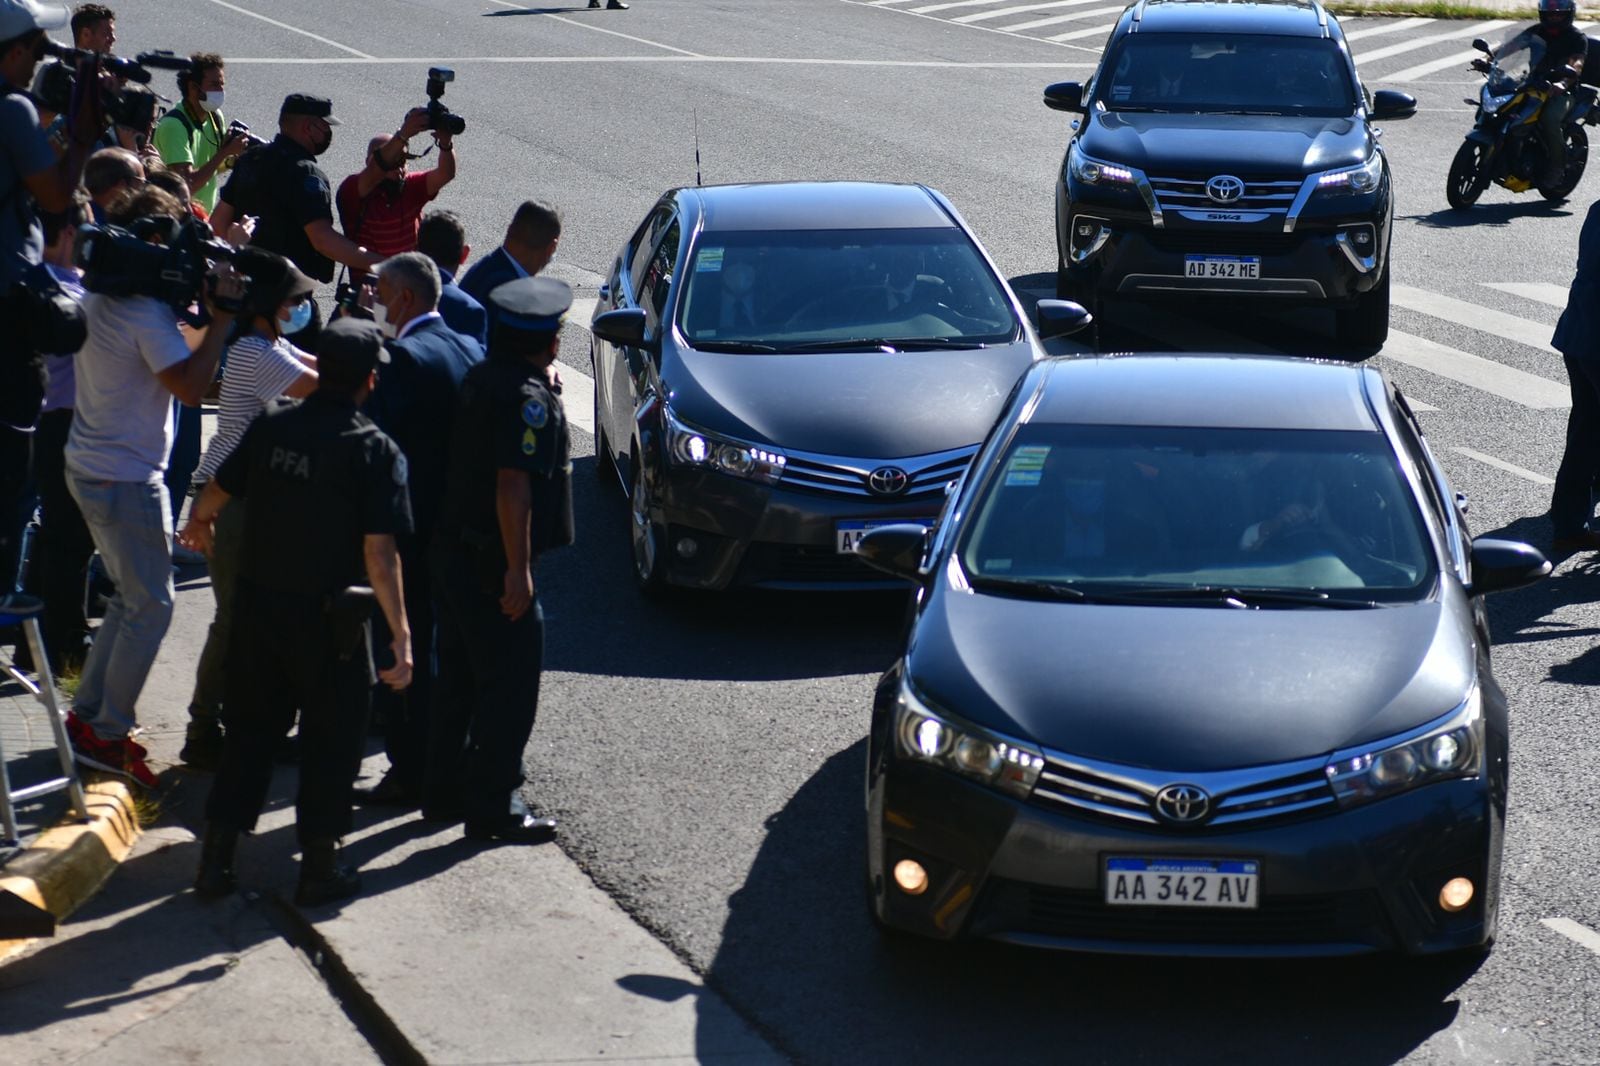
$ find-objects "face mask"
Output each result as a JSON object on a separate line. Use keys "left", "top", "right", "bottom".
{"left": 375, "top": 299, "right": 399, "bottom": 339}
{"left": 282, "top": 299, "right": 313, "bottom": 335}
{"left": 201, "top": 90, "right": 224, "bottom": 113}
{"left": 311, "top": 129, "right": 332, "bottom": 156}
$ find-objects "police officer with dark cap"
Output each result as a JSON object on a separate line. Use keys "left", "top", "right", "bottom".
{"left": 426, "top": 276, "right": 573, "bottom": 843}
{"left": 182, "top": 318, "right": 416, "bottom": 904}
{"left": 211, "top": 93, "right": 385, "bottom": 290}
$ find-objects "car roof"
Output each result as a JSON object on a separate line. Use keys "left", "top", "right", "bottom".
{"left": 1026, "top": 355, "right": 1383, "bottom": 431}
{"left": 1128, "top": 0, "right": 1331, "bottom": 37}
{"left": 679, "top": 181, "right": 958, "bottom": 232}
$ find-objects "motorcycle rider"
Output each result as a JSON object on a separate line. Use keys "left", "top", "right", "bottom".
{"left": 1477, "top": 0, "right": 1588, "bottom": 188}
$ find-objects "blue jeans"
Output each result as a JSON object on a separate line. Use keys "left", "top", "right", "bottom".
{"left": 67, "top": 475, "right": 174, "bottom": 740}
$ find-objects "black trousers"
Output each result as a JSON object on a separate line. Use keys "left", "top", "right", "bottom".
{"left": 25, "top": 410, "right": 96, "bottom": 668}
{"left": 0, "top": 425, "right": 34, "bottom": 596}
{"left": 206, "top": 581, "right": 374, "bottom": 844}
{"left": 1551, "top": 353, "right": 1600, "bottom": 538}
{"left": 427, "top": 542, "right": 544, "bottom": 825}
{"left": 370, "top": 535, "right": 434, "bottom": 794}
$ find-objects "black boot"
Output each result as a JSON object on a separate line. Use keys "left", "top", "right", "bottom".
{"left": 180, "top": 720, "right": 225, "bottom": 772}
{"left": 295, "top": 838, "right": 361, "bottom": 906}
{"left": 607, "top": 0, "right": 629, "bottom": 7}
{"left": 194, "top": 823, "right": 238, "bottom": 899}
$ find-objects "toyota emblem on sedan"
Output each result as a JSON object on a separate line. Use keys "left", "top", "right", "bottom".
{"left": 1205, "top": 175, "right": 1245, "bottom": 204}
{"left": 868, "top": 466, "right": 911, "bottom": 496}
{"left": 1154, "top": 784, "right": 1212, "bottom": 824}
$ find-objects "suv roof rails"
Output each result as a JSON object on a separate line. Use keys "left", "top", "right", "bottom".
{"left": 1130, "top": 0, "right": 1148, "bottom": 31}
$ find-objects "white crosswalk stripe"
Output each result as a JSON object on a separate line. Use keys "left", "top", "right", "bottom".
{"left": 1392, "top": 285, "right": 1558, "bottom": 354}
{"left": 1000, "top": 4, "right": 1122, "bottom": 31}
{"left": 1484, "top": 281, "right": 1570, "bottom": 309}
{"left": 955, "top": 0, "right": 1100, "bottom": 23}
{"left": 1354, "top": 20, "right": 1511, "bottom": 66}
{"left": 1342, "top": 16, "right": 1434, "bottom": 43}
{"left": 1048, "top": 23, "right": 1114, "bottom": 41}
{"left": 1379, "top": 329, "right": 1569, "bottom": 409}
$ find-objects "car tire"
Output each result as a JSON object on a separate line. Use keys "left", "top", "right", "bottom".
{"left": 628, "top": 458, "right": 668, "bottom": 597}
{"left": 1336, "top": 262, "right": 1390, "bottom": 352}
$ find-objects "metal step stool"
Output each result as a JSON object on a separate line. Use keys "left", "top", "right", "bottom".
{"left": 0, "top": 593, "right": 89, "bottom": 849}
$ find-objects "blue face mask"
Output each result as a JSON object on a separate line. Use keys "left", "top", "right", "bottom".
{"left": 283, "top": 299, "right": 313, "bottom": 335}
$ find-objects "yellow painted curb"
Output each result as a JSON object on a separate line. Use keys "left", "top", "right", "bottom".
{"left": 0, "top": 776, "right": 141, "bottom": 964}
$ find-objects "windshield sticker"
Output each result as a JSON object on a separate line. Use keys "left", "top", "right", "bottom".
{"left": 984, "top": 558, "right": 1014, "bottom": 571}
{"left": 696, "top": 247, "right": 724, "bottom": 272}
{"left": 1111, "top": 85, "right": 1131, "bottom": 100}
{"left": 1004, "top": 445, "right": 1050, "bottom": 487}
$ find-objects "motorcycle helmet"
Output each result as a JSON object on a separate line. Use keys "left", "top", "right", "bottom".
{"left": 1539, "top": 0, "right": 1576, "bottom": 35}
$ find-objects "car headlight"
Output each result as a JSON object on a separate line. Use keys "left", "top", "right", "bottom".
{"left": 1068, "top": 145, "right": 1137, "bottom": 186}
{"left": 1324, "top": 688, "right": 1483, "bottom": 808}
{"left": 662, "top": 405, "right": 786, "bottom": 485}
{"left": 1315, "top": 152, "right": 1384, "bottom": 196}
{"left": 895, "top": 679, "right": 1044, "bottom": 800}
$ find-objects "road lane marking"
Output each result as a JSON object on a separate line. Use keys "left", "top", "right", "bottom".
{"left": 957, "top": 0, "right": 1107, "bottom": 22}
{"left": 1406, "top": 397, "right": 1439, "bottom": 412}
{"left": 199, "top": 0, "right": 374, "bottom": 58}
{"left": 1341, "top": 17, "right": 1433, "bottom": 42}
{"left": 841, "top": 0, "right": 1106, "bottom": 52}
{"left": 1451, "top": 447, "right": 1554, "bottom": 485}
{"left": 1385, "top": 50, "right": 1478, "bottom": 83}
{"left": 1048, "top": 22, "right": 1115, "bottom": 41}
{"left": 1355, "top": 20, "right": 1511, "bottom": 66}
{"left": 1392, "top": 285, "right": 1557, "bottom": 354}
{"left": 1379, "top": 330, "right": 1569, "bottom": 408}
{"left": 1543, "top": 917, "right": 1600, "bottom": 957}
{"left": 912, "top": 0, "right": 1010, "bottom": 13}
{"left": 223, "top": 55, "right": 1092, "bottom": 68}
{"left": 1483, "top": 281, "right": 1570, "bottom": 309}
{"left": 1001, "top": 6, "right": 1126, "bottom": 32}
{"left": 484, "top": 0, "right": 704, "bottom": 56}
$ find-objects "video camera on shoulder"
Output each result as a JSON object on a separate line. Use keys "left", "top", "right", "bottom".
{"left": 424, "top": 67, "right": 466, "bottom": 136}
{"left": 37, "top": 43, "right": 198, "bottom": 135}
{"left": 75, "top": 215, "right": 245, "bottom": 325}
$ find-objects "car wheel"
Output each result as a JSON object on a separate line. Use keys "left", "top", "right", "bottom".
{"left": 629, "top": 459, "right": 667, "bottom": 596}
{"left": 1335, "top": 261, "right": 1390, "bottom": 352}
{"left": 1539, "top": 126, "right": 1588, "bottom": 202}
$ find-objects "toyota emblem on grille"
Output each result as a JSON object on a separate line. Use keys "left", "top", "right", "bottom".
{"left": 867, "top": 466, "right": 910, "bottom": 496}
{"left": 1154, "top": 784, "right": 1212, "bottom": 824}
{"left": 1205, "top": 175, "right": 1245, "bottom": 205}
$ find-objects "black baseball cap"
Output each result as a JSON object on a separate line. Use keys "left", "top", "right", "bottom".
{"left": 233, "top": 246, "right": 315, "bottom": 314}
{"left": 318, "top": 318, "right": 389, "bottom": 380}
{"left": 279, "top": 93, "right": 342, "bottom": 126}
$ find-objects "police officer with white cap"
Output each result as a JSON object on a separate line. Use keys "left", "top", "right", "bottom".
{"left": 426, "top": 276, "right": 573, "bottom": 843}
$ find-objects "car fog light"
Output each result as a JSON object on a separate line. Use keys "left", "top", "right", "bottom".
{"left": 893, "top": 859, "right": 929, "bottom": 896}
{"left": 1439, "top": 877, "right": 1475, "bottom": 912}
{"left": 675, "top": 537, "right": 698, "bottom": 559}
{"left": 1370, "top": 748, "right": 1418, "bottom": 788}
{"left": 952, "top": 736, "right": 1001, "bottom": 777}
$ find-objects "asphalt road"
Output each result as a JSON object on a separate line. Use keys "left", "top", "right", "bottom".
{"left": 106, "top": 2, "right": 1600, "bottom": 1062}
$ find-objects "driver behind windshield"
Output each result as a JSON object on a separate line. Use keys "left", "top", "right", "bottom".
{"left": 1478, "top": 0, "right": 1587, "bottom": 187}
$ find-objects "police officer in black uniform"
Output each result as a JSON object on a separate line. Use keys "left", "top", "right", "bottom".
{"left": 183, "top": 319, "right": 415, "bottom": 904}
{"left": 427, "top": 277, "right": 573, "bottom": 843}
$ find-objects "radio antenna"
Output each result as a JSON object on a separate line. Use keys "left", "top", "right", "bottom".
{"left": 693, "top": 109, "right": 703, "bottom": 187}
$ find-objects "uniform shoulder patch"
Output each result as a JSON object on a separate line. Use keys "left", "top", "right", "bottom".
{"left": 521, "top": 428, "right": 538, "bottom": 456}
{"left": 521, "top": 398, "right": 548, "bottom": 429}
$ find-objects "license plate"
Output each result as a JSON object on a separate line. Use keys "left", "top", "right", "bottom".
{"left": 836, "top": 519, "right": 930, "bottom": 554}
{"left": 1105, "top": 857, "right": 1260, "bottom": 909}
{"left": 1184, "top": 255, "right": 1261, "bottom": 280}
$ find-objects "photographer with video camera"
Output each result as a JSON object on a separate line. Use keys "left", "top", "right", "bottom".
{"left": 152, "top": 52, "right": 246, "bottom": 214}
{"left": 62, "top": 184, "right": 245, "bottom": 789}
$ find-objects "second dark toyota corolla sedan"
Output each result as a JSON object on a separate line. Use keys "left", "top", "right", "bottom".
{"left": 587, "top": 181, "right": 1087, "bottom": 592}
{"left": 856, "top": 354, "right": 1549, "bottom": 957}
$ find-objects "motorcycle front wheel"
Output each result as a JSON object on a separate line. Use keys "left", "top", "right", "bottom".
{"left": 1539, "top": 126, "right": 1589, "bottom": 202}
{"left": 1447, "top": 139, "right": 1491, "bottom": 210}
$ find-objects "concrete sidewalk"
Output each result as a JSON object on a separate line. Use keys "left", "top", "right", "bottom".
{"left": 1, "top": 537, "right": 782, "bottom": 1063}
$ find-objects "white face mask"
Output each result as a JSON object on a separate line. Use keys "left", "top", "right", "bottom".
{"left": 201, "top": 89, "right": 224, "bottom": 113}
{"left": 375, "top": 299, "right": 400, "bottom": 339}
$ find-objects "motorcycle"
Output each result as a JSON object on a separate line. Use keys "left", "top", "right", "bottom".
{"left": 1446, "top": 31, "right": 1597, "bottom": 210}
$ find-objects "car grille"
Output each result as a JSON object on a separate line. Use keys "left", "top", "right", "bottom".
{"left": 1145, "top": 230, "right": 1302, "bottom": 256}
{"left": 1008, "top": 883, "right": 1390, "bottom": 947}
{"left": 780, "top": 445, "right": 976, "bottom": 501}
{"left": 1148, "top": 174, "right": 1303, "bottom": 219}
{"left": 1030, "top": 751, "right": 1339, "bottom": 830}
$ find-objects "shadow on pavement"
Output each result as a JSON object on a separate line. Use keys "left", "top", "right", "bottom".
{"left": 699, "top": 743, "right": 1474, "bottom": 1065}
{"left": 1404, "top": 202, "right": 1577, "bottom": 230}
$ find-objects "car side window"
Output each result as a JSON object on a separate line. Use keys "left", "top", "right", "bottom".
{"left": 627, "top": 208, "right": 672, "bottom": 304}
{"left": 641, "top": 219, "right": 682, "bottom": 333}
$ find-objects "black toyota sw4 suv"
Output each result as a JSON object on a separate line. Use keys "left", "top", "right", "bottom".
{"left": 1045, "top": 0, "right": 1416, "bottom": 348}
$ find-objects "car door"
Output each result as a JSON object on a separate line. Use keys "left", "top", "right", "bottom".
{"left": 598, "top": 205, "right": 673, "bottom": 471}
{"left": 620, "top": 213, "right": 682, "bottom": 481}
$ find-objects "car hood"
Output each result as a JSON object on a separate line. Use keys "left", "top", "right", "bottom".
{"left": 1078, "top": 112, "right": 1370, "bottom": 176}
{"left": 663, "top": 341, "right": 1036, "bottom": 459}
{"left": 909, "top": 586, "right": 1474, "bottom": 771}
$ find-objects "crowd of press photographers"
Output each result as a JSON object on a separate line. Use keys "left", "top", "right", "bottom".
{"left": 2, "top": 1, "right": 572, "bottom": 897}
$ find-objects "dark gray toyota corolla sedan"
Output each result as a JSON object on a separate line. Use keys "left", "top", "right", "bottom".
{"left": 856, "top": 354, "right": 1549, "bottom": 958}
{"left": 587, "top": 181, "right": 1086, "bottom": 592}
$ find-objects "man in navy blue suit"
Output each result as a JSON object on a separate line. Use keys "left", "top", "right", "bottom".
{"left": 357, "top": 251, "right": 484, "bottom": 805}
{"left": 416, "top": 210, "right": 487, "bottom": 349}
{"left": 1551, "top": 199, "right": 1600, "bottom": 556}
{"left": 459, "top": 200, "right": 562, "bottom": 335}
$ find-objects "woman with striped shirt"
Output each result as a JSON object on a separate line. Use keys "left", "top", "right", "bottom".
{"left": 178, "top": 248, "right": 319, "bottom": 770}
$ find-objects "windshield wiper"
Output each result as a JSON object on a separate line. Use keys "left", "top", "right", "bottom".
{"left": 968, "top": 575, "right": 1094, "bottom": 602}
{"left": 1112, "top": 105, "right": 1173, "bottom": 113}
{"left": 779, "top": 337, "right": 984, "bottom": 353}
{"left": 691, "top": 340, "right": 784, "bottom": 353}
{"left": 1111, "top": 586, "right": 1379, "bottom": 609}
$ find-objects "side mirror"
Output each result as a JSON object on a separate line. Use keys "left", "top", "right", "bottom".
{"left": 1370, "top": 90, "right": 1418, "bottom": 121}
{"left": 1472, "top": 38, "right": 1491, "bottom": 54}
{"left": 1035, "top": 298, "right": 1093, "bottom": 339}
{"left": 855, "top": 524, "right": 931, "bottom": 583}
{"left": 1466, "top": 538, "right": 1550, "bottom": 597}
{"left": 591, "top": 307, "right": 654, "bottom": 351}
{"left": 1043, "top": 81, "right": 1085, "bottom": 113}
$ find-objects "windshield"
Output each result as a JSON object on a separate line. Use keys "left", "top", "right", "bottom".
{"left": 677, "top": 228, "right": 1019, "bottom": 351}
{"left": 1100, "top": 34, "right": 1355, "bottom": 116}
{"left": 958, "top": 425, "right": 1437, "bottom": 602}
{"left": 1488, "top": 28, "right": 1546, "bottom": 86}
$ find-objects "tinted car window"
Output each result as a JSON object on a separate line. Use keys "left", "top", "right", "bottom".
{"left": 960, "top": 425, "right": 1435, "bottom": 598}
{"left": 628, "top": 208, "right": 673, "bottom": 304}
{"left": 677, "top": 227, "right": 1017, "bottom": 349}
{"left": 641, "top": 219, "right": 681, "bottom": 332}
{"left": 1101, "top": 34, "right": 1355, "bottom": 116}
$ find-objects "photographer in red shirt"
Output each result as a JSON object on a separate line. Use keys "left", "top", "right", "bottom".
{"left": 335, "top": 108, "right": 455, "bottom": 277}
